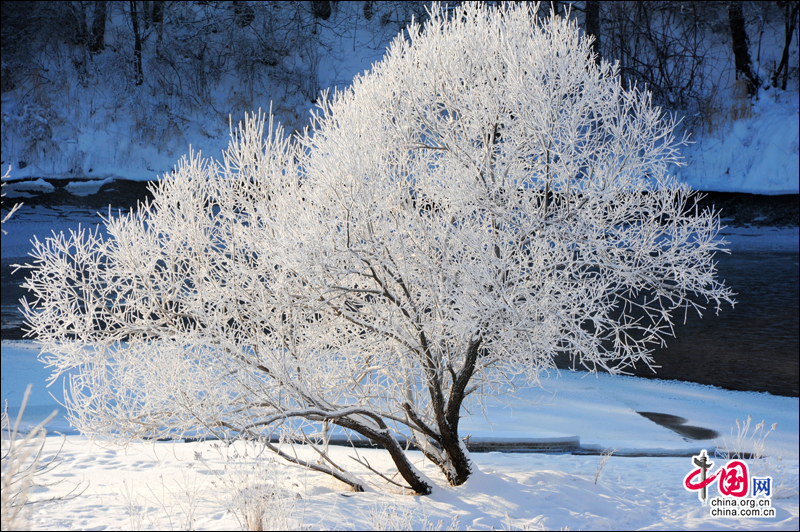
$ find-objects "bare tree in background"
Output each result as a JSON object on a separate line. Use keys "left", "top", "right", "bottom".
{"left": 600, "top": 1, "right": 721, "bottom": 112}
{"left": 584, "top": 0, "right": 601, "bottom": 65}
{"left": 728, "top": 0, "right": 760, "bottom": 97}
{"left": 89, "top": 0, "right": 106, "bottom": 54}
{"left": 772, "top": 0, "right": 799, "bottom": 90}
{"left": 130, "top": 0, "right": 144, "bottom": 86}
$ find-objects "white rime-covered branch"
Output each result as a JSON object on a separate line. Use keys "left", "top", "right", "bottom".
{"left": 19, "top": 2, "right": 733, "bottom": 495}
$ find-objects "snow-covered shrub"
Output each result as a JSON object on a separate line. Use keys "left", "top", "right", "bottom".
{"left": 199, "top": 444, "right": 304, "bottom": 532}
{"left": 20, "top": 2, "right": 733, "bottom": 495}
{"left": 715, "top": 416, "right": 798, "bottom": 499}
{"left": 1, "top": 385, "right": 83, "bottom": 531}
{"left": 1, "top": 100, "right": 61, "bottom": 169}
{"left": 1, "top": 387, "right": 49, "bottom": 531}
{"left": 362, "top": 497, "right": 461, "bottom": 531}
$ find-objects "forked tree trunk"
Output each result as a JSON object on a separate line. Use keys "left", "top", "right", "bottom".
{"left": 415, "top": 336, "right": 482, "bottom": 488}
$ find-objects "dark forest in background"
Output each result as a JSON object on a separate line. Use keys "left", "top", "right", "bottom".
{"left": 2, "top": 1, "right": 797, "bottom": 135}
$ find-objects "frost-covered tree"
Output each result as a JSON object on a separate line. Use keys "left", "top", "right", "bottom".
{"left": 20, "top": 2, "right": 733, "bottom": 495}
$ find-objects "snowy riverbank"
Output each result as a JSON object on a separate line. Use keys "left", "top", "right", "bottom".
{"left": 3, "top": 338, "right": 798, "bottom": 530}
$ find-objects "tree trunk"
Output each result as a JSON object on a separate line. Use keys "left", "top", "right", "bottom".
{"left": 728, "top": 1, "right": 760, "bottom": 97}
{"left": 772, "top": 1, "right": 799, "bottom": 90}
{"left": 437, "top": 337, "right": 481, "bottom": 486}
{"left": 143, "top": 0, "right": 150, "bottom": 30}
{"left": 90, "top": 1, "right": 106, "bottom": 54}
{"left": 152, "top": 0, "right": 164, "bottom": 24}
{"left": 74, "top": 1, "right": 89, "bottom": 46}
{"left": 130, "top": 0, "right": 144, "bottom": 86}
{"left": 153, "top": 1, "right": 165, "bottom": 46}
{"left": 438, "top": 428, "right": 473, "bottom": 486}
{"left": 584, "top": 0, "right": 601, "bottom": 65}
{"left": 336, "top": 416, "right": 434, "bottom": 495}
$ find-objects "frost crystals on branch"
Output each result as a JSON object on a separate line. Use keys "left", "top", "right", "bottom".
{"left": 19, "top": 2, "right": 734, "bottom": 495}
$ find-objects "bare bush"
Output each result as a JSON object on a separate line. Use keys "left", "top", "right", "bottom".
{"left": 600, "top": 1, "right": 728, "bottom": 116}
{"left": 1, "top": 385, "right": 85, "bottom": 530}
{"left": 198, "top": 443, "right": 306, "bottom": 531}
{"left": 1, "top": 167, "right": 23, "bottom": 233}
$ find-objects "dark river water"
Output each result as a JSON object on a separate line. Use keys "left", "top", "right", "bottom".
{"left": 568, "top": 250, "right": 799, "bottom": 397}
{"left": 2, "top": 185, "right": 798, "bottom": 397}
{"left": 4, "top": 248, "right": 797, "bottom": 396}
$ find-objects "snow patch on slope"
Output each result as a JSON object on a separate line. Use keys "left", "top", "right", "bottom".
{"left": 676, "top": 90, "right": 800, "bottom": 195}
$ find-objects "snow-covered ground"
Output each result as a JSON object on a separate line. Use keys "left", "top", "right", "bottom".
{"left": 2, "top": 338, "right": 799, "bottom": 530}
{"left": 10, "top": 435, "right": 800, "bottom": 531}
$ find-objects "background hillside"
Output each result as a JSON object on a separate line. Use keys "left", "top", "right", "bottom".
{"left": 1, "top": 1, "right": 798, "bottom": 193}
